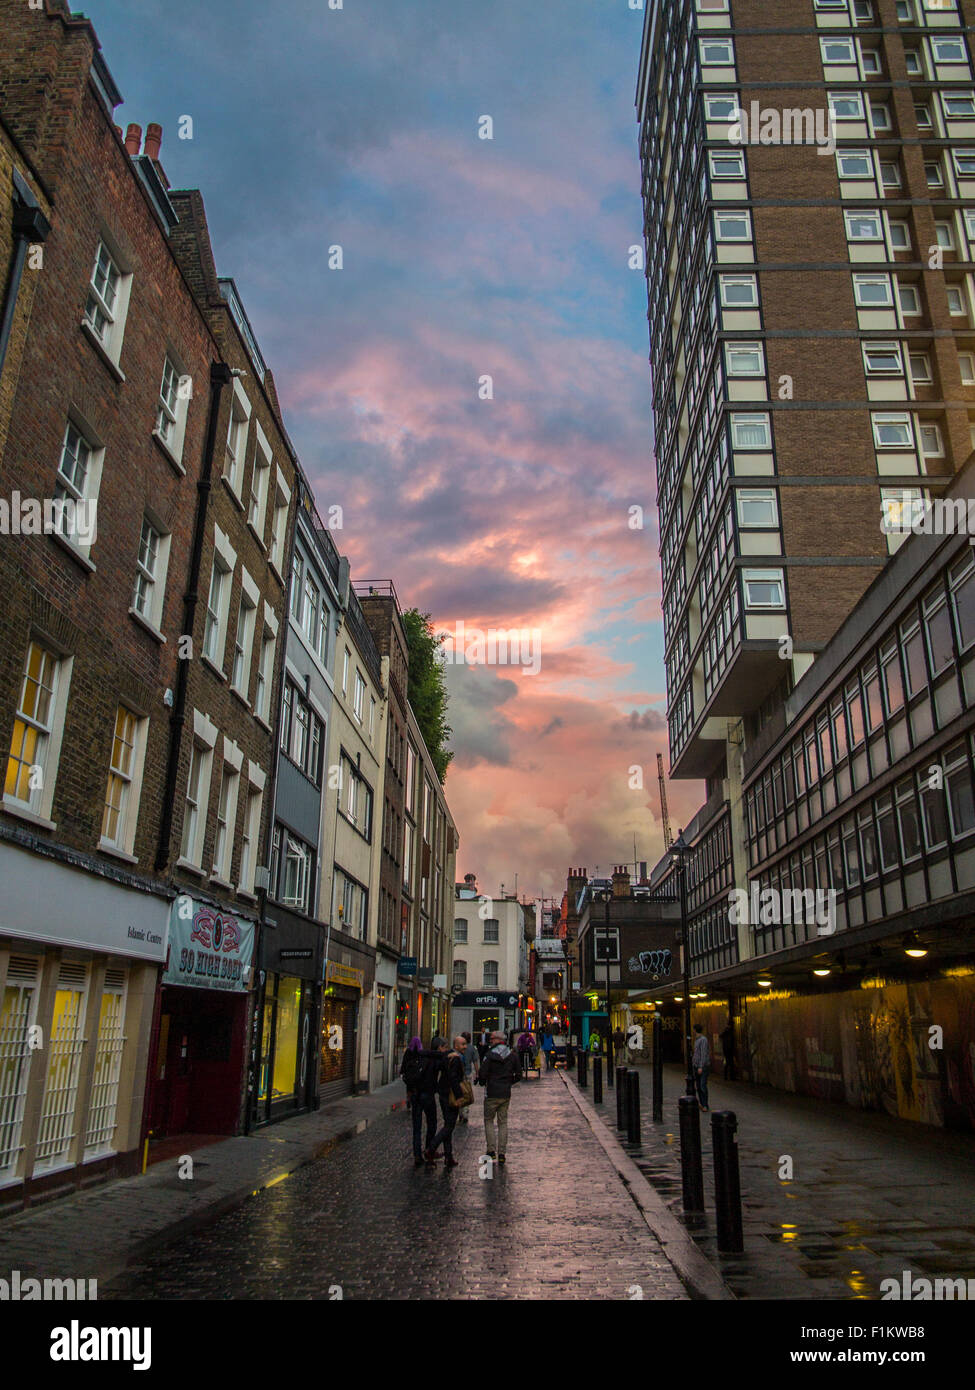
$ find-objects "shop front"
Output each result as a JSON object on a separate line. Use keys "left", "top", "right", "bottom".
{"left": 253, "top": 904, "right": 323, "bottom": 1126}
{"left": 371, "top": 953, "right": 399, "bottom": 1090}
{"left": 451, "top": 990, "right": 520, "bottom": 1042}
{"left": 319, "top": 938, "right": 374, "bottom": 1103}
{"left": 147, "top": 894, "right": 255, "bottom": 1141}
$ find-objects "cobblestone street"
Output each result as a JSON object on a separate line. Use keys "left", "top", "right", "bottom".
{"left": 96, "top": 1073, "right": 689, "bottom": 1301}
{"left": 582, "top": 1060, "right": 975, "bottom": 1300}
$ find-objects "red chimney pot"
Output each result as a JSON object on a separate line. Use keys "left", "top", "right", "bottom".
{"left": 124, "top": 123, "right": 142, "bottom": 156}
{"left": 144, "top": 123, "right": 162, "bottom": 160}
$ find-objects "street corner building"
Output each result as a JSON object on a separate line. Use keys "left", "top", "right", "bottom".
{"left": 638, "top": 0, "right": 975, "bottom": 1130}
{"left": 0, "top": 0, "right": 461, "bottom": 1208}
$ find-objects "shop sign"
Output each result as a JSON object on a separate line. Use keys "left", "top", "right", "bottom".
{"left": 163, "top": 896, "right": 255, "bottom": 992}
{"left": 397, "top": 956, "right": 417, "bottom": 976}
{"left": 452, "top": 991, "right": 519, "bottom": 1009}
{"left": 326, "top": 960, "right": 364, "bottom": 991}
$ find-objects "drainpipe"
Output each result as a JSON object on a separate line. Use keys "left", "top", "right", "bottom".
{"left": 0, "top": 174, "right": 51, "bottom": 377}
{"left": 155, "top": 361, "right": 233, "bottom": 872}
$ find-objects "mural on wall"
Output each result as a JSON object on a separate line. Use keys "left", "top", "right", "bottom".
{"left": 726, "top": 974, "right": 975, "bottom": 1131}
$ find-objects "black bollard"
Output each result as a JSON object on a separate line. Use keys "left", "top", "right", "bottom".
{"left": 711, "top": 1111, "right": 744, "bottom": 1252}
{"left": 593, "top": 1055, "right": 603, "bottom": 1104}
{"left": 606, "top": 1038, "right": 614, "bottom": 1088}
{"left": 578, "top": 1049, "right": 588, "bottom": 1088}
{"left": 615, "top": 1068, "right": 626, "bottom": 1127}
{"left": 652, "top": 1014, "right": 663, "bottom": 1123}
{"left": 626, "top": 1069, "right": 641, "bottom": 1144}
{"left": 678, "top": 1095, "right": 705, "bottom": 1213}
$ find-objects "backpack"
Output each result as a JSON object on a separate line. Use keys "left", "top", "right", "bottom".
{"left": 402, "top": 1050, "right": 434, "bottom": 1092}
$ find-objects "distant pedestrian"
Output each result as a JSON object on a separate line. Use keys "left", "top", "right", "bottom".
{"left": 720, "top": 1020, "right": 736, "bottom": 1081}
{"left": 477, "top": 1027, "right": 491, "bottom": 1061}
{"left": 692, "top": 1023, "right": 710, "bottom": 1111}
{"left": 458, "top": 1031, "right": 479, "bottom": 1123}
{"left": 588, "top": 1031, "right": 602, "bottom": 1054}
{"left": 401, "top": 1035, "right": 441, "bottom": 1167}
{"left": 541, "top": 1030, "right": 555, "bottom": 1070}
{"left": 516, "top": 1028, "right": 536, "bottom": 1072}
{"left": 478, "top": 1030, "right": 522, "bottom": 1164}
{"left": 427, "top": 1036, "right": 467, "bottom": 1168}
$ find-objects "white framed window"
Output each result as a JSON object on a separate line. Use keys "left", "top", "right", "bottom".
{"left": 725, "top": 342, "right": 765, "bottom": 376}
{"left": 100, "top": 705, "right": 146, "bottom": 855}
{"left": 4, "top": 641, "right": 71, "bottom": 821}
{"left": 899, "top": 283, "right": 922, "bottom": 315}
{"left": 300, "top": 571, "right": 321, "bottom": 651}
{"left": 880, "top": 161, "right": 902, "bottom": 188}
{"left": 697, "top": 0, "right": 729, "bottom": 10}
{"left": 905, "top": 49, "right": 923, "bottom": 76}
{"left": 915, "top": 104, "right": 933, "bottom": 131}
{"left": 815, "top": 0, "right": 848, "bottom": 8}
{"left": 154, "top": 355, "right": 190, "bottom": 466}
{"left": 743, "top": 569, "right": 786, "bottom": 609}
{"left": 943, "top": 92, "right": 975, "bottom": 118}
{"left": 936, "top": 220, "right": 955, "bottom": 249}
{"left": 83, "top": 238, "right": 132, "bottom": 365}
{"left": 238, "top": 780, "right": 264, "bottom": 896}
{"left": 953, "top": 150, "right": 975, "bottom": 177}
{"left": 212, "top": 762, "right": 240, "bottom": 882}
{"left": 483, "top": 960, "right": 499, "bottom": 988}
{"left": 224, "top": 381, "right": 250, "bottom": 498}
{"left": 709, "top": 150, "right": 746, "bottom": 180}
{"left": 909, "top": 352, "right": 932, "bottom": 383}
{"left": 204, "top": 557, "right": 230, "bottom": 666}
{"left": 354, "top": 670, "right": 365, "bottom": 723}
{"left": 719, "top": 274, "right": 759, "bottom": 307}
{"left": 881, "top": 486, "right": 925, "bottom": 537}
{"left": 130, "top": 514, "right": 171, "bottom": 636}
{"left": 35, "top": 961, "right": 90, "bottom": 1171}
{"left": 959, "top": 351, "right": 975, "bottom": 383}
{"left": 837, "top": 150, "right": 874, "bottom": 179}
{"left": 853, "top": 0, "right": 874, "bottom": 18}
{"left": 888, "top": 220, "right": 911, "bottom": 250}
{"left": 714, "top": 211, "right": 752, "bottom": 242}
{"left": 853, "top": 273, "right": 893, "bottom": 307}
{"left": 704, "top": 95, "right": 739, "bottom": 121}
{"left": 736, "top": 489, "right": 778, "bottom": 528}
{"left": 926, "top": 160, "right": 945, "bottom": 188}
{"left": 830, "top": 92, "right": 865, "bottom": 120}
{"left": 342, "top": 646, "right": 351, "bottom": 694}
{"left": 282, "top": 832, "right": 314, "bottom": 914}
{"left": 255, "top": 624, "right": 276, "bottom": 724}
{"left": 932, "top": 36, "right": 968, "bottom": 65}
{"left": 369, "top": 694, "right": 376, "bottom": 739}
{"left": 821, "top": 38, "right": 856, "bottom": 65}
{"left": 83, "top": 969, "right": 128, "bottom": 1159}
{"left": 231, "top": 586, "right": 257, "bottom": 697}
{"left": 872, "top": 411, "right": 915, "bottom": 448}
{"left": 268, "top": 469, "right": 291, "bottom": 577}
{"left": 964, "top": 210, "right": 975, "bottom": 242}
{"left": 860, "top": 49, "right": 882, "bottom": 75}
{"left": 248, "top": 423, "right": 271, "bottom": 540}
{"left": 179, "top": 740, "right": 213, "bottom": 867}
{"left": 845, "top": 210, "right": 883, "bottom": 241}
{"left": 896, "top": 0, "right": 913, "bottom": 19}
{"left": 54, "top": 418, "right": 103, "bottom": 560}
{"left": 947, "top": 284, "right": 968, "bottom": 316}
{"left": 863, "top": 341, "right": 903, "bottom": 374}
{"left": 699, "top": 37, "right": 734, "bottom": 66}
{"left": 919, "top": 422, "right": 944, "bottom": 456}
{"left": 731, "top": 413, "right": 772, "bottom": 449}
{"left": 870, "top": 103, "right": 892, "bottom": 131}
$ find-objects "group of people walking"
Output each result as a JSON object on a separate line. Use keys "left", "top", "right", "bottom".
{"left": 400, "top": 1030, "right": 523, "bottom": 1167}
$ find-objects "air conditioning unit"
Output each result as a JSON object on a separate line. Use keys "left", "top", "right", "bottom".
{"left": 254, "top": 866, "right": 270, "bottom": 891}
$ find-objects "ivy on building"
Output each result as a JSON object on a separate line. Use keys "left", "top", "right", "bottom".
{"left": 402, "top": 608, "right": 453, "bottom": 783}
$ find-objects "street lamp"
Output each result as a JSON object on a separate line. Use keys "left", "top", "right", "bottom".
{"left": 596, "top": 888, "right": 615, "bottom": 1079}
{"left": 670, "top": 828, "right": 696, "bottom": 1098}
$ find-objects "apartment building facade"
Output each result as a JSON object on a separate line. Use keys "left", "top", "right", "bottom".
{"left": 0, "top": 1, "right": 218, "bottom": 1203}
{"left": 640, "top": 0, "right": 975, "bottom": 1126}
{"left": 451, "top": 877, "right": 527, "bottom": 1039}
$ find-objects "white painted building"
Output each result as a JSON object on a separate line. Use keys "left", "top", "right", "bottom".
{"left": 450, "top": 876, "right": 528, "bottom": 1038}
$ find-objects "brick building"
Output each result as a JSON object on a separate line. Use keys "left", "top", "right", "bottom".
{"left": 0, "top": 0, "right": 217, "bottom": 1204}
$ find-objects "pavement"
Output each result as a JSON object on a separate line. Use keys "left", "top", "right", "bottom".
{"left": 0, "top": 1072, "right": 693, "bottom": 1301}
{"left": 578, "top": 1058, "right": 975, "bottom": 1300}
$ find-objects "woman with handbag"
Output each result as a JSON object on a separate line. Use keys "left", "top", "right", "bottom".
{"left": 426, "top": 1036, "right": 471, "bottom": 1168}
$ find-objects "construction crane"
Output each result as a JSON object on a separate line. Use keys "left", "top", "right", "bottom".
{"left": 657, "top": 752, "right": 674, "bottom": 852}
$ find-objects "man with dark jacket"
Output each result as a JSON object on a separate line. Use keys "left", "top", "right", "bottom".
{"left": 426, "top": 1035, "right": 467, "bottom": 1167}
{"left": 477, "top": 1031, "right": 522, "bottom": 1164}
{"left": 401, "top": 1037, "right": 442, "bottom": 1167}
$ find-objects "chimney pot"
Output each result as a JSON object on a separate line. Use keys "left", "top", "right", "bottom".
{"left": 144, "top": 123, "right": 162, "bottom": 160}
{"left": 124, "top": 123, "right": 142, "bottom": 156}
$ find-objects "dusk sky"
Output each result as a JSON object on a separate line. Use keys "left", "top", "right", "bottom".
{"left": 88, "top": 0, "right": 703, "bottom": 903}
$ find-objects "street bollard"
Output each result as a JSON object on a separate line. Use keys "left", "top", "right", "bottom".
{"left": 578, "top": 1049, "right": 588, "bottom": 1088}
{"left": 606, "top": 1042, "right": 614, "bottom": 1088}
{"left": 711, "top": 1111, "right": 744, "bottom": 1252}
{"left": 592, "top": 1055, "right": 603, "bottom": 1104}
{"left": 627, "top": 1069, "right": 641, "bottom": 1144}
{"left": 615, "top": 1067, "right": 628, "bottom": 1128}
{"left": 652, "top": 1014, "right": 663, "bottom": 1123}
{"left": 677, "top": 1095, "right": 705, "bottom": 1213}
